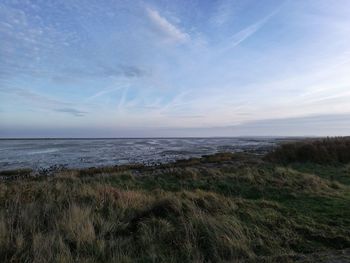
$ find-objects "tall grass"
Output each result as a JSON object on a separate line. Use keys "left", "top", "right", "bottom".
{"left": 266, "top": 137, "right": 350, "bottom": 164}
{"left": 0, "top": 139, "right": 350, "bottom": 262}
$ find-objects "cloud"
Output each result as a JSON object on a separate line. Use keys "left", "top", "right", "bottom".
{"left": 0, "top": 1, "right": 147, "bottom": 88}
{"left": 0, "top": 87, "right": 86, "bottom": 117}
{"left": 85, "top": 82, "right": 129, "bottom": 102}
{"left": 225, "top": 114, "right": 350, "bottom": 136}
{"left": 98, "top": 64, "right": 147, "bottom": 78}
{"left": 4, "top": 113, "right": 346, "bottom": 138}
{"left": 0, "top": 1, "right": 79, "bottom": 82}
{"left": 1, "top": 1, "right": 350, "bottom": 136}
{"left": 211, "top": 0, "right": 235, "bottom": 26}
{"left": 229, "top": 21, "right": 265, "bottom": 47}
{"left": 146, "top": 7, "right": 189, "bottom": 43}
{"left": 54, "top": 108, "right": 87, "bottom": 117}
{"left": 220, "top": 8, "right": 279, "bottom": 52}
{"left": 0, "top": 87, "right": 68, "bottom": 108}
{"left": 51, "top": 65, "right": 147, "bottom": 84}
{"left": 149, "top": 114, "right": 350, "bottom": 137}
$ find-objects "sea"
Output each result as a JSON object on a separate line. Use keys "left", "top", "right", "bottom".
{"left": 0, "top": 138, "right": 285, "bottom": 171}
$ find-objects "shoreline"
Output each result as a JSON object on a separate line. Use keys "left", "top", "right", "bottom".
{"left": 0, "top": 137, "right": 302, "bottom": 172}
{"left": 0, "top": 152, "right": 259, "bottom": 180}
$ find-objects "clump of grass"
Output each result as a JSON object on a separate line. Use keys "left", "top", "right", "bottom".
{"left": 77, "top": 164, "right": 144, "bottom": 177}
{"left": 60, "top": 204, "right": 96, "bottom": 245}
{"left": 0, "top": 168, "right": 32, "bottom": 179}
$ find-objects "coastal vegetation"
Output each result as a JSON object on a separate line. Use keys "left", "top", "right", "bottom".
{"left": 0, "top": 139, "right": 349, "bottom": 262}
{"left": 266, "top": 137, "right": 350, "bottom": 164}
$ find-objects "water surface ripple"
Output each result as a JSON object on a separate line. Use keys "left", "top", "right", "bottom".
{"left": 0, "top": 138, "right": 280, "bottom": 171}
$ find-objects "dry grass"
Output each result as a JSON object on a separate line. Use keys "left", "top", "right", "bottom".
{"left": 1, "top": 140, "right": 350, "bottom": 262}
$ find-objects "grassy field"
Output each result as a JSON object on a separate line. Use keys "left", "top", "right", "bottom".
{"left": 0, "top": 139, "right": 350, "bottom": 262}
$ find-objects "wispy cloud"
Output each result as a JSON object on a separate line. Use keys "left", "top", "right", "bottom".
{"left": 146, "top": 7, "right": 189, "bottom": 43}
{"left": 0, "top": 87, "right": 68, "bottom": 108}
{"left": 217, "top": 8, "right": 280, "bottom": 53}
{"left": 0, "top": 87, "right": 87, "bottom": 117}
{"left": 55, "top": 64, "right": 148, "bottom": 82}
{"left": 229, "top": 22, "right": 266, "bottom": 47}
{"left": 211, "top": 0, "right": 236, "bottom": 26}
{"left": 85, "top": 81, "right": 130, "bottom": 102}
{"left": 117, "top": 87, "right": 129, "bottom": 112}
{"left": 0, "top": 1, "right": 79, "bottom": 82}
{"left": 54, "top": 108, "right": 87, "bottom": 117}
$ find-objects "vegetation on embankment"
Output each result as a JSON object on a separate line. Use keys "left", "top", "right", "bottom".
{"left": 266, "top": 137, "right": 350, "bottom": 164}
{"left": 0, "top": 139, "right": 350, "bottom": 262}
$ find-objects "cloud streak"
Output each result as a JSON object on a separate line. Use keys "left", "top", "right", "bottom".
{"left": 0, "top": 87, "right": 87, "bottom": 117}
{"left": 221, "top": 9, "right": 279, "bottom": 52}
{"left": 54, "top": 108, "right": 87, "bottom": 117}
{"left": 146, "top": 7, "right": 189, "bottom": 43}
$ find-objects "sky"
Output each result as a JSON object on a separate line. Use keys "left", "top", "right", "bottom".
{"left": 1, "top": 0, "right": 350, "bottom": 137}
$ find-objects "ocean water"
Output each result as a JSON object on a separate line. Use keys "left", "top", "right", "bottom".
{"left": 0, "top": 138, "right": 280, "bottom": 171}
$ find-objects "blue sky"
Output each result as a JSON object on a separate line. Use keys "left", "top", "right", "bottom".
{"left": 1, "top": 0, "right": 350, "bottom": 137}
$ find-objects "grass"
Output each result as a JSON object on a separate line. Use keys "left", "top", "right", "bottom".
{"left": 0, "top": 140, "right": 350, "bottom": 262}
{"left": 265, "top": 137, "right": 350, "bottom": 164}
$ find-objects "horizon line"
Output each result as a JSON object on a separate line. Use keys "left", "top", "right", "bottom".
{"left": 0, "top": 136, "right": 318, "bottom": 140}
